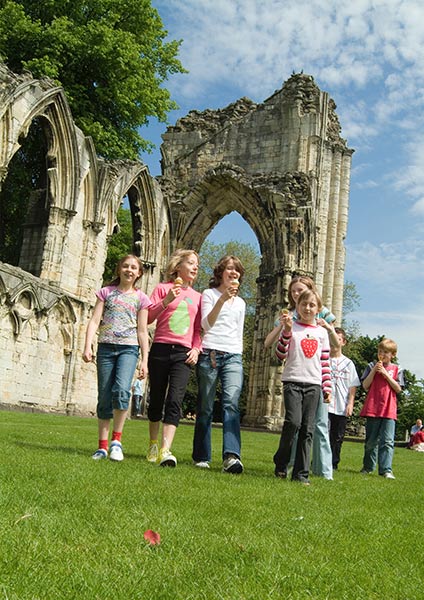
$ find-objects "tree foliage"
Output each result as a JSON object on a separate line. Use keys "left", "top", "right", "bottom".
{"left": 342, "top": 333, "right": 424, "bottom": 440}
{"left": 0, "top": 0, "right": 185, "bottom": 159}
{"left": 102, "top": 205, "right": 133, "bottom": 283}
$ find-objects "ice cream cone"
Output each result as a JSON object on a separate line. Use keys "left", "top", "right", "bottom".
{"left": 174, "top": 277, "right": 183, "bottom": 286}
{"left": 231, "top": 279, "right": 240, "bottom": 289}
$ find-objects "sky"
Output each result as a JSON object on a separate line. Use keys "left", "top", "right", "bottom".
{"left": 140, "top": 0, "right": 424, "bottom": 379}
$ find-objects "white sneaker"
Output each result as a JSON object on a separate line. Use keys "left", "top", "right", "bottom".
{"left": 92, "top": 448, "right": 107, "bottom": 460}
{"left": 159, "top": 447, "right": 177, "bottom": 467}
{"left": 109, "top": 441, "right": 124, "bottom": 462}
{"left": 222, "top": 455, "right": 244, "bottom": 474}
{"left": 383, "top": 471, "right": 395, "bottom": 479}
{"left": 194, "top": 461, "right": 210, "bottom": 469}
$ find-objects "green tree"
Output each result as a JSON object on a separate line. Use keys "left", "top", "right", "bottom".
{"left": 342, "top": 280, "right": 361, "bottom": 336}
{"left": 0, "top": 0, "right": 185, "bottom": 159}
{"left": 102, "top": 205, "right": 133, "bottom": 283}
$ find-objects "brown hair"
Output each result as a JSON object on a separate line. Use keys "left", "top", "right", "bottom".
{"left": 334, "top": 327, "right": 347, "bottom": 342}
{"left": 209, "top": 255, "right": 245, "bottom": 288}
{"left": 296, "top": 289, "right": 323, "bottom": 312}
{"left": 108, "top": 254, "right": 143, "bottom": 287}
{"left": 288, "top": 275, "right": 316, "bottom": 309}
{"left": 165, "top": 249, "right": 199, "bottom": 283}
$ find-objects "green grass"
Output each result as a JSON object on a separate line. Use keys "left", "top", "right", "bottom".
{"left": 0, "top": 411, "right": 423, "bottom": 600}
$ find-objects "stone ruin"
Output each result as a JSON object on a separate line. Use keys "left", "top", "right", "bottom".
{"left": 0, "top": 64, "right": 353, "bottom": 429}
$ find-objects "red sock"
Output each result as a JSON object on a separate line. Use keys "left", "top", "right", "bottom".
{"left": 112, "top": 431, "right": 122, "bottom": 443}
{"left": 99, "top": 439, "right": 108, "bottom": 451}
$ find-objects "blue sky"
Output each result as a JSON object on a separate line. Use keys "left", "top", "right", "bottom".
{"left": 140, "top": 0, "right": 424, "bottom": 379}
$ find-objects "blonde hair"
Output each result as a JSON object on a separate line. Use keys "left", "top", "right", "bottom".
{"left": 165, "top": 249, "right": 199, "bottom": 282}
{"left": 296, "top": 289, "right": 323, "bottom": 312}
{"left": 378, "top": 338, "right": 397, "bottom": 356}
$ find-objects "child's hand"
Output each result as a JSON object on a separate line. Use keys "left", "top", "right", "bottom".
{"left": 323, "top": 391, "right": 331, "bottom": 404}
{"left": 82, "top": 348, "right": 93, "bottom": 363}
{"left": 281, "top": 311, "right": 293, "bottom": 333}
{"left": 138, "top": 362, "right": 148, "bottom": 379}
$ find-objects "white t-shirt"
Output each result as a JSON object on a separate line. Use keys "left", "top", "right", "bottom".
{"left": 328, "top": 354, "right": 360, "bottom": 415}
{"left": 201, "top": 288, "right": 245, "bottom": 354}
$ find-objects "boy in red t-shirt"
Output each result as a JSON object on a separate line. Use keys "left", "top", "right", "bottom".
{"left": 359, "top": 338, "right": 404, "bottom": 479}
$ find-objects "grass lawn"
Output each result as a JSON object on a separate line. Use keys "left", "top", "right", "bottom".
{"left": 0, "top": 410, "right": 423, "bottom": 600}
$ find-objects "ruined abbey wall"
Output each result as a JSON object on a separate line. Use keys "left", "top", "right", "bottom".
{"left": 0, "top": 65, "right": 169, "bottom": 415}
{"left": 160, "top": 74, "right": 353, "bottom": 428}
{"left": 0, "top": 65, "right": 353, "bottom": 430}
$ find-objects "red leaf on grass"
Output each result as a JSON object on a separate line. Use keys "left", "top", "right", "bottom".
{"left": 144, "top": 529, "right": 161, "bottom": 545}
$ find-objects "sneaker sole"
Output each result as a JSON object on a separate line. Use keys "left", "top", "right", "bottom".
{"left": 223, "top": 464, "right": 243, "bottom": 474}
{"left": 160, "top": 458, "right": 177, "bottom": 467}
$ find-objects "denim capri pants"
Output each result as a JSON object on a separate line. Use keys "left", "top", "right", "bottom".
{"left": 96, "top": 343, "right": 139, "bottom": 419}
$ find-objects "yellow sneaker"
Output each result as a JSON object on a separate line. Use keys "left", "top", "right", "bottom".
{"left": 146, "top": 441, "right": 159, "bottom": 463}
{"left": 159, "top": 447, "right": 177, "bottom": 467}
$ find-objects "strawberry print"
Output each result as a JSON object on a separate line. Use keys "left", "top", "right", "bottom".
{"left": 300, "top": 335, "right": 318, "bottom": 358}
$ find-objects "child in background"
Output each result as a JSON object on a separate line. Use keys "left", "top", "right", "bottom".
{"left": 273, "top": 289, "right": 331, "bottom": 485}
{"left": 360, "top": 338, "right": 404, "bottom": 479}
{"left": 328, "top": 327, "right": 360, "bottom": 470}
{"left": 83, "top": 255, "right": 151, "bottom": 461}
{"left": 146, "top": 249, "right": 202, "bottom": 467}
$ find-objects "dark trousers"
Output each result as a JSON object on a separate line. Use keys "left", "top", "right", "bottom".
{"left": 328, "top": 412, "right": 348, "bottom": 468}
{"left": 147, "top": 343, "right": 191, "bottom": 426}
{"left": 273, "top": 382, "right": 320, "bottom": 481}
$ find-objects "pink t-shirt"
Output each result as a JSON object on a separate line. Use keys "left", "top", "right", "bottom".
{"left": 148, "top": 282, "right": 202, "bottom": 350}
{"left": 96, "top": 285, "right": 152, "bottom": 345}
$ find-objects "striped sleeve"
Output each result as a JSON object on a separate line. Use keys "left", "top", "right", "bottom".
{"left": 320, "top": 347, "right": 331, "bottom": 394}
{"left": 276, "top": 331, "right": 292, "bottom": 362}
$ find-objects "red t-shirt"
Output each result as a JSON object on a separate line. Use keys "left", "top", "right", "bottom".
{"left": 360, "top": 362, "right": 400, "bottom": 420}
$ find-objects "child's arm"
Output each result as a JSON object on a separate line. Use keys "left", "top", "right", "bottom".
{"left": 275, "top": 313, "right": 292, "bottom": 361}
{"left": 137, "top": 308, "right": 150, "bottom": 379}
{"left": 264, "top": 323, "right": 283, "bottom": 349}
{"left": 82, "top": 299, "right": 104, "bottom": 362}
{"left": 320, "top": 341, "right": 331, "bottom": 403}
{"left": 317, "top": 318, "right": 340, "bottom": 352}
{"left": 345, "top": 386, "right": 357, "bottom": 417}
{"left": 148, "top": 284, "right": 181, "bottom": 324}
{"left": 362, "top": 363, "right": 378, "bottom": 391}
{"left": 379, "top": 365, "right": 402, "bottom": 394}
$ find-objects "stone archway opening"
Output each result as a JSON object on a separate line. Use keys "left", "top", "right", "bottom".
{"left": 0, "top": 116, "right": 52, "bottom": 275}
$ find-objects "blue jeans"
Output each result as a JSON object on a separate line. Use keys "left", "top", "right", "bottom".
{"left": 311, "top": 396, "right": 333, "bottom": 479}
{"left": 193, "top": 351, "right": 243, "bottom": 462}
{"left": 96, "top": 343, "right": 139, "bottom": 419}
{"left": 362, "top": 417, "right": 395, "bottom": 474}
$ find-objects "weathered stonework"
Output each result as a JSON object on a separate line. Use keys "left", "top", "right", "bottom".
{"left": 0, "top": 66, "right": 353, "bottom": 430}
{"left": 0, "top": 64, "right": 169, "bottom": 415}
{"left": 160, "top": 73, "right": 353, "bottom": 429}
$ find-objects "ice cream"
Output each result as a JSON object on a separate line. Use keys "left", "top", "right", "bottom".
{"left": 280, "top": 308, "right": 289, "bottom": 315}
{"left": 174, "top": 277, "right": 183, "bottom": 286}
{"left": 231, "top": 279, "right": 240, "bottom": 288}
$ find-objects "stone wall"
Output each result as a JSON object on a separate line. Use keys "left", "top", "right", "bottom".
{"left": 0, "top": 66, "right": 353, "bottom": 430}
{"left": 160, "top": 73, "right": 353, "bottom": 429}
{"left": 0, "top": 64, "right": 169, "bottom": 415}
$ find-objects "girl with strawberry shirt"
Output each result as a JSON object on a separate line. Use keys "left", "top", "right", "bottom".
{"left": 273, "top": 289, "right": 331, "bottom": 485}
{"left": 265, "top": 275, "right": 338, "bottom": 480}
